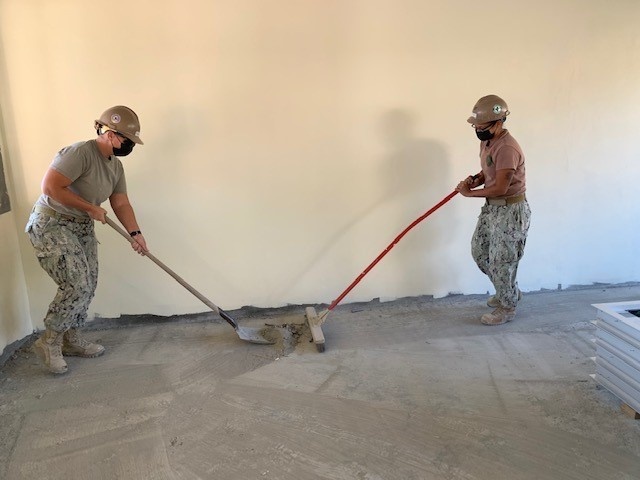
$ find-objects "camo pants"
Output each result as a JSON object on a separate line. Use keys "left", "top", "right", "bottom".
{"left": 25, "top": 212, "right": 98, "bottom": 332}
{"left": 471, "top": 200, "right": 531, "bottom": 308}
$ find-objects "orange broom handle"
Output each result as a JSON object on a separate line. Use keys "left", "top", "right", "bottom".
{"left": 327, "top": 188, "right": 464, "bottom": 311}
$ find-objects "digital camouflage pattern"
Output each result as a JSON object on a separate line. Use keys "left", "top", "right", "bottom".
{"left": 471, "top": 201, "right": 531, "bottom": 308}
{"left": 25, "top": 212, "right": 98, "bottom": 332}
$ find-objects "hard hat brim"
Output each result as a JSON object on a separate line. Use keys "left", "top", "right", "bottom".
{"left": 125, "top": 134, "right": 144, "bottom": 145}
{"left": 95, "top": 119, "right": 144, "bottom": 145}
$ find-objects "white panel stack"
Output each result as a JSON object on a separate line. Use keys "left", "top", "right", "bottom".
{"left": 592, "top": 301, "right": 640, "bottom": 414}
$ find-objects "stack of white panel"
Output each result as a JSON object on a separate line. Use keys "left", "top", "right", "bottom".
{"left": 592, "top": 301, "right": 640, "bottom": 413}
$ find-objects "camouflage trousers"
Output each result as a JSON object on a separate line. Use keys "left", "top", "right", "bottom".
{"left": 471, "top": 200, "right": 531, "bottom": 308}
{"left": 25, "top": 212, "right": 98, "bottom": 333}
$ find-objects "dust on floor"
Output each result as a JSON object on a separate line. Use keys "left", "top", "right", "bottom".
{"left": 1, "top": 286, "right": 640, "bottom": 479}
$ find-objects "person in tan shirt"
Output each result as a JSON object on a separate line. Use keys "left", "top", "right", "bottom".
{"left": 456, "top": 95, "right": 531, "bottom": 325}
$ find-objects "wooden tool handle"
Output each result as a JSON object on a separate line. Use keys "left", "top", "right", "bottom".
{"left": 104, "top": 216, "right": 238, "bottom": 329}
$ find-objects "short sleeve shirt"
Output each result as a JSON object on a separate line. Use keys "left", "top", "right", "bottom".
{"left": 480, "top": 130, "right": 526, "bottom": 197}
{"left": 35, "top": 140, "right": 127, "bottom": 218}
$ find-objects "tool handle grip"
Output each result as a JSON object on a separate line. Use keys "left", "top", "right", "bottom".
{"left": 104, "top": 216, "right": 238, "bottom": 329}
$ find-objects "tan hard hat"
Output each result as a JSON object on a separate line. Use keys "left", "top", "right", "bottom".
{"left": 95, "top": 106, "right": 144, "bottom": 144}
{"left": 467, "top": 95, "right": 510, "bottom": 125}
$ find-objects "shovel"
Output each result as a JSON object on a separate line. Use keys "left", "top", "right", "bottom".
{"left": 105, "top": 216, "right": 275, "bottom": 345}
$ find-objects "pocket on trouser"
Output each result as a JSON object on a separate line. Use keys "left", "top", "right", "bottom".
{"left": 26, "top": 214, "right": 83, "bottom": 258}
{"left": 26, "top": 212, "right": 54, "bottom": 236}
{"left": 39, "top": 253, "right": 94, "bottom": 331}
{"left": 490, "top": 237, "right": 525, "bottom": 266}
{"left": 472, "top": 206, "right": 496, "bottom": 271}
{"left": 491, "top": 206, "right": 529, "bottom": 265}
{"left": 38, "top": 253, "right": 93, "bottom": 301}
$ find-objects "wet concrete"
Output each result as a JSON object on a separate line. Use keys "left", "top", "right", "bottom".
{"left": 1, "top": 285, "right": 640, "bottom": 479}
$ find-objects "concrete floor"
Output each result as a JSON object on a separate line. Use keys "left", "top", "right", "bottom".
{"left": 1, "top": 285, "right": 640, "bottom": 479}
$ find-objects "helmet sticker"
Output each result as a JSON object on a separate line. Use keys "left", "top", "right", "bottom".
{"left": 492, "top": 105, "right": 502, "bottom": 114}
{"left": 111, "top": 114, "right": 121, "bottom": 124}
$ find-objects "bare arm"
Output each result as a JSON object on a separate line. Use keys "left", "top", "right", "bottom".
{"left": 42, "top": 168, "right": 107, "bottom": 221}
{"left": 456, "top": 169, "right": 515, "bottom": 198}
{"left": 109, "top": 192, "right": 148, "bottom": 254}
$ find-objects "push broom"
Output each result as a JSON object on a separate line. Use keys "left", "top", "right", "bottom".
{"left": 306, "top": 178, "right": 476, "bottom": 352}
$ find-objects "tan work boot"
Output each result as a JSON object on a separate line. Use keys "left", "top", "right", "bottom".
{"left": 487, "top": 289, "right": 522, "bottom": 308}
{"left": 34, "top": 329, "right": 68, "bottom": 374}
{"left": 481, "top": 307, "right": 516, "bottom": 326}
{"left": 62, "top": 329, "right": 105, "bottom": 358}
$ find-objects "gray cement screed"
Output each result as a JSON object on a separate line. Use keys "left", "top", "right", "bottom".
{"left": 1, "top": 286, "right": 639, "bottom": 479}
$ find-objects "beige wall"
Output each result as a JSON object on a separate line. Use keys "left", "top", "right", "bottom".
{"left": 0, "top": 213, "right": 31, "bottom": 351}
{"left": 1, "top": 0, "right": 640, "bottom": 350}
{"left": 0, "top": 137, "right": 32, "bottom": 349}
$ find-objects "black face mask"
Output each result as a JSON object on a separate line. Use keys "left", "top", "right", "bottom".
{"left": 475, "top": 128, "right": 495, "bottom": 141}
{"left": 113, "top": 138, "right": 135, "bottom": 156}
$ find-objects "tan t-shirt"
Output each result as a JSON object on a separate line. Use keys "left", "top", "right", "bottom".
{"left": 35, "top": 140, "right": 127, "bottom": 218}
{"left": 480, "top": 130, "right": 526, "bottom": 198}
